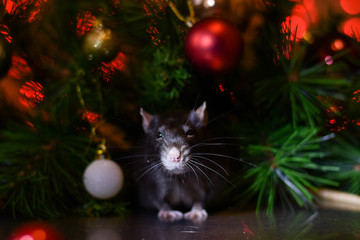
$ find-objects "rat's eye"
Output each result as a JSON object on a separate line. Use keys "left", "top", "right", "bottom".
{"left": 156, "top": 132, "right": 164, "bottom": 139}
{"left": 186, "top": 129, "right": 195, "bottom": 138}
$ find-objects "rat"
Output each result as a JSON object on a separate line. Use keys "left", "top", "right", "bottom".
{"left": 134, "top": 102, "right": 231, "bottom": 221}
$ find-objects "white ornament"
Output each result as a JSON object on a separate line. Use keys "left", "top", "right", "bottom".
{"left": 83, "top": 159, "right": 124, "bottom": 199}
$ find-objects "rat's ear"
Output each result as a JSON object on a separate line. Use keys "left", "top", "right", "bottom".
{"left": 140, "top": 108, "right": 153, "bottom": 133}
{"left": 194, "top": 101, "right": 208, "bottom": 126}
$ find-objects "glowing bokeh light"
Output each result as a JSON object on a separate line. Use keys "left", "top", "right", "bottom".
{"left": 342, "top": 18, "right": 360, "bottom": 41}
{"left": 325, "top": 55, "right": 334, "bottom": 65}
{"left": 330, "top": 39, "right": 345, "bottom": 51}
{"left": 9, "top": 222, "right": 63, "bottom": 240}
{"left": 205, "top": 0, "right": 215, "bottom": 8}
{"left": 340, "top": 0, "right": 360, "bottom": 15}
{"left": 291, "top": 2, "right": 318, "bottom": 25}
{"left": 282, "top": 15, "right": 307, "bottom": 41}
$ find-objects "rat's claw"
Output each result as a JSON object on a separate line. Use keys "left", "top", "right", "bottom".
{"left": 158, "top": 210, "right": 183, "bottom": 221}
{"left": 184, "top": 208, "right": 208, "bottom": 222}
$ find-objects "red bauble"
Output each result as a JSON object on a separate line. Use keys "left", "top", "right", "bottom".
{"left": 185, "top": 17, "right": 243, "bottom": 74}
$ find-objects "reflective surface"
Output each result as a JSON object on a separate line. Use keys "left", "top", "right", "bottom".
{"left": 2, "top": 208, "right": 360, "bottom": 240}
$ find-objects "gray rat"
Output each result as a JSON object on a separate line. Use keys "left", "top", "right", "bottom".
{"left": 134, "top": 102, "right": 230, "bottom": 221}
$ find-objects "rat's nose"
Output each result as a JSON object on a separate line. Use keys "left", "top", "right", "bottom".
{"left": 168, "top": 147, "right": 181, "bottom": 162}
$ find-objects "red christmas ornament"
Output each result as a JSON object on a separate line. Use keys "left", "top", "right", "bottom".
{"left": 185, "top": 17, "right": 243, "bottom": 74}
{"left": 8, "top": 222, "right": 64, "bottom": 240}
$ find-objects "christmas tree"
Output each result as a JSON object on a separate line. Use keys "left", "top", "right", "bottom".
{"left": 0, "top": 0, "right": 360, "bottom": 218}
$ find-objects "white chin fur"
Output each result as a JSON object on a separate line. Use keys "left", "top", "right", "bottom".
{"left": 161, "top": 152, "right": 187, "bottom": 173}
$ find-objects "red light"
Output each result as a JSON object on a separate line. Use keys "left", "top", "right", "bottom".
{"left": 353, "top": 89, "right": 360, "bottom": 103}
{"left": 282, "top": 15, "right": 307, "bottom": 41}
{"left": 76, "top": 11, "right": 96, "bottom": 37}
{"left": 82, "top": 111, "right": 100, "bottom": 124}
{"left": 7, "top": 55, "right": 32, "bottom": 80}
{"left": 340, "top": 0, "right": 360, "bottom": 15}
{"left": 27, "top": 0, "right": 47, "bottom": 23}
{"left": 100, "top": 52, "right": 127, "bottom": 82}
{"left": 8, "top": 222, "right": 63, "bottom": 240}
{"left": 291, "top": 2, "right": 318, "bottom": 25}
{"left": 4, "top": 0, "right": 15, "bottom": 14}
{"left": 282, "top": 15, "right": 306, "bottom": 41}
{"left": 219, "top": 84, "right": 225, "bottom": 92}
{"left": 330, "top": 39, "right": 345, "bottom": 51}
{"left": 3, "top": 0, "right": 42, "bottom": 21}
{"left": 19, "top": 81, "right": 44, "bottom": 108}
{"left": 342, "top": 18, "right": 360, "bottom": 41}
{"left": 0, "top": 24, "right": 12, "bottom": 43}
{"left": 144, "top": 0, "right": 166, "bottom": 46}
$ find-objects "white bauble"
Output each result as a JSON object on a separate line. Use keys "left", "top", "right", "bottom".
{"left": 83, "top": 159, "right": 124, "bottom": 199}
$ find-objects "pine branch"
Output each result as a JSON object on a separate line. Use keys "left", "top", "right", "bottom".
{"left": 243, "top": 126, "right": 339, "bottom": 213}
{"left": 326, "top": 134, "right": 360, "bottom": 194}
{"left": 0, "top": 118, "right": 94, "bottom": 218}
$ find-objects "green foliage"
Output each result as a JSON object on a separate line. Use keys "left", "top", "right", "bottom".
{"left": 255, "top": 44, "right": 350, "bottom": 128}
{"left": 0, "top": 118, "right": 94, "bottom": 218}
{"left": 244, "top": 126, "right": 339, "bottom": 213}
{"left": 327, "top": 134, "right": 360, "bottom": 194}
{"left": 139, "top": 43, "right": 191, "bottom": 109}
{"left": 78, "top": 199, "right": 128, "bottom": 217}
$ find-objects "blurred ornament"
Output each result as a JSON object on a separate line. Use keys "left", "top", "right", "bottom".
{"left": 8, "top": 222, "right": 64, "bottom": 240}
{"left": 83, "top": 150, "right": 124, "bottom": 199}
{"left": 185, "top": 17, "right": 243, "bottom": 74}
{"left": 0, "top": 31, "right": 12, "bottom": 79}
{"left": 83, "top": 19, "right": 120, "bottom": 63}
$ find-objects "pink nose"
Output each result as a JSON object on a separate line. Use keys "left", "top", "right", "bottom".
{"left": 168, "top": 147, "right": 181, "bottom": 162}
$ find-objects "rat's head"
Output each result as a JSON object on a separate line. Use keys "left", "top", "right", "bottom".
{"left": 140, "top": 102, "right": 208, "bottom": 174}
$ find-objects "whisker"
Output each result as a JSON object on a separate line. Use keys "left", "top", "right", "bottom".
{"left": 188, "top": 161, "right": 215, "bottom": 187}
{"left": 186, "top": 163, "right": 200, "bottom": 185}
{"left": 113, "top": 154, "right": 160, "bottom": 161}
{"left": 187, "top": 142, "right": 239, "bottom": 151}
{"left": 190, "top": 155, "right": 229, "bottom": 176}
{"left": 135, "top": 163, "right": 163, "bottom": 182}
{"left": 192, "top": 153, "right": 257, "bottom": 167}
{"left": 190, "top": 159, "right": 233, "bottom": 186}
{"left": 199, "top": 136, "right": 245, "bottom": 142}
{"left": 207, "top": 108, "right": 236, "bottom": 125}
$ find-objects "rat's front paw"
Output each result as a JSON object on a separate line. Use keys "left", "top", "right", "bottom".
{"left": 184, "top": 208, "right": 208, "bottom": 221}
{"left": 158, "top": 210, "right": 183, "bottom": 221}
